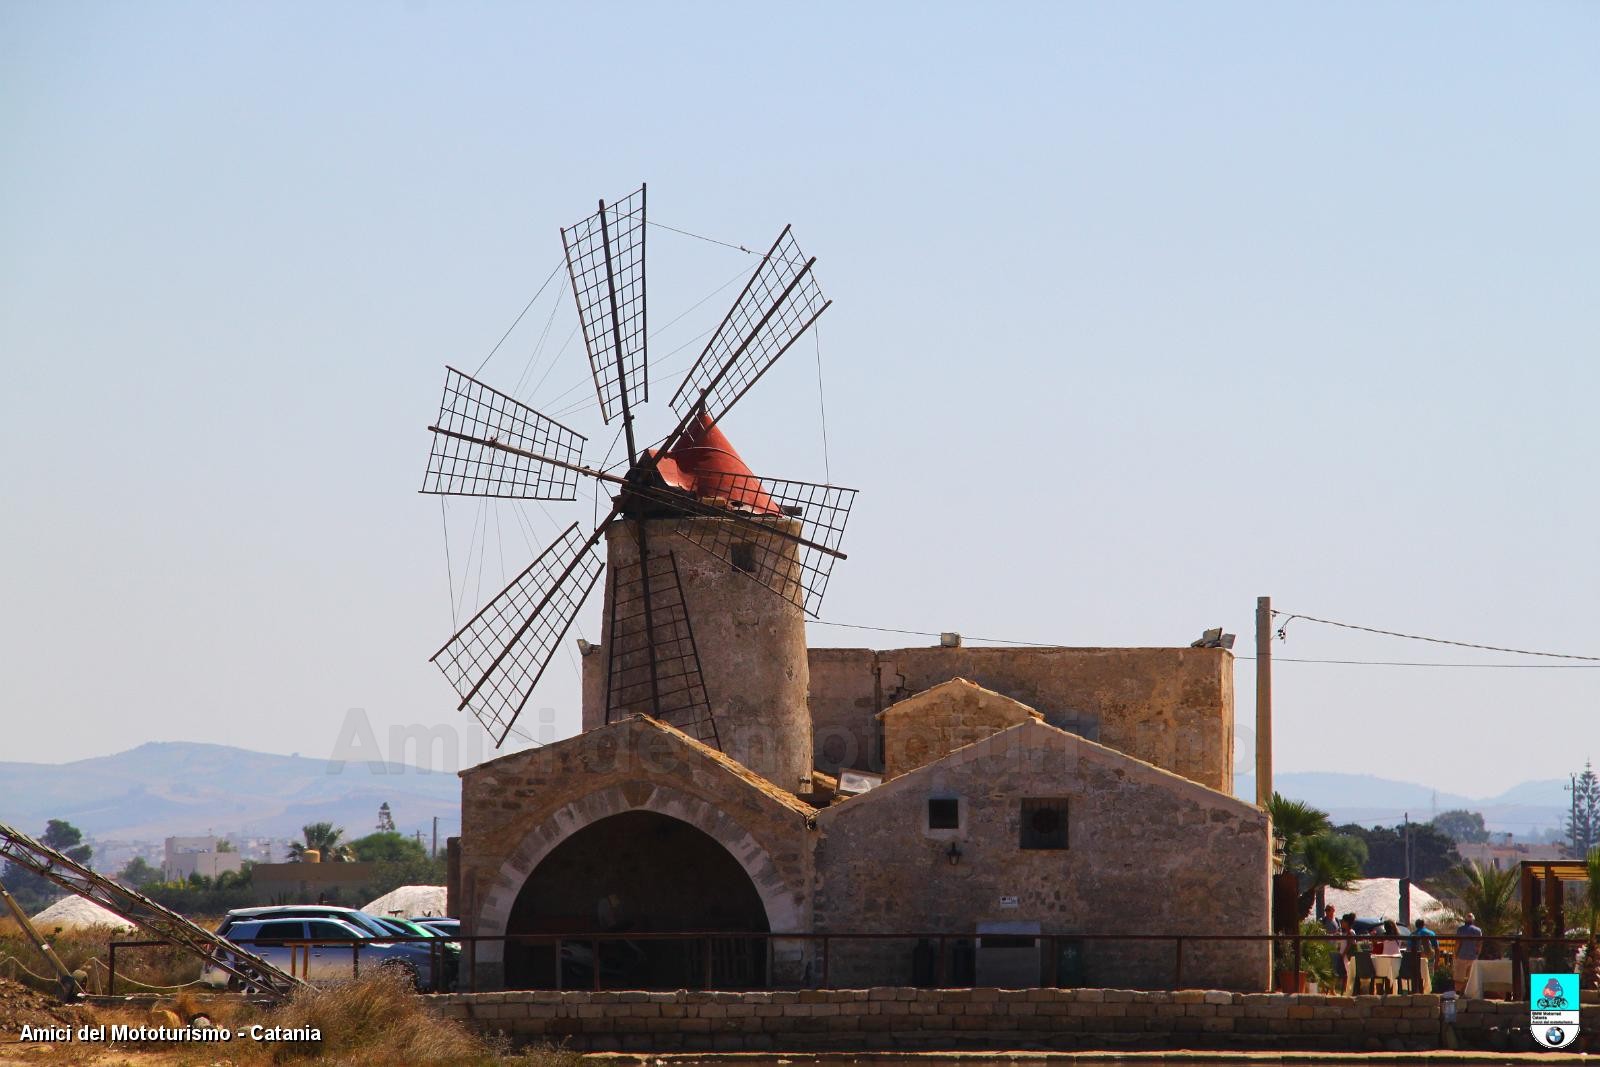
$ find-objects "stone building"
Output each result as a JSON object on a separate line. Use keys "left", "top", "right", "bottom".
{"left": 449, "top": 512, "right": 1270, "bottom": 994}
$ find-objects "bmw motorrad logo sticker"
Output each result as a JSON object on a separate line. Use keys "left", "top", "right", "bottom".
{"left": 1530, "top": 972, "right": 1579, "bottom": 1049}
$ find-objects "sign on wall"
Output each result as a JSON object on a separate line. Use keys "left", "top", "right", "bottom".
{"left": 1530, "top": 972, "right": 1579, "bottom": 1050}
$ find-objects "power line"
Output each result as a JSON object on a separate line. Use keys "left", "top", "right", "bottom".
{"left": 1273, "top": 611, "right": 1600, "bottom": 662}
{"left": 808, "top": 620, "right": 1600, "bottom": 668}
{"left": 1242, "top": 656, "right": 1600, "bottom": 669}
{"left": 474, "top": 260, "right": 564, "bottom": 377}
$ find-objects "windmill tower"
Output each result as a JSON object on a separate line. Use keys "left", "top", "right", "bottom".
{"left": 422, "top": 185, "right": 854, "bottom": 788}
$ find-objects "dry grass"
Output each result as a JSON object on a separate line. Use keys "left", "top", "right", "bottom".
{"left": 0, "top": 916, "right": 208, "bottom": 994}
{"left": 5, "top": 957, "right": 582, "bottom": 1065}
{"left": 236, "top": 968, "right": 499, "bottom": 1064}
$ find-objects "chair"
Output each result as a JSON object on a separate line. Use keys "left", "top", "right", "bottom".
{"left": 1397, "top": 950, "right": 1422, "bottom": 995}
{"left": 1352, "top": 952, "right": 1378, "bottom": 995}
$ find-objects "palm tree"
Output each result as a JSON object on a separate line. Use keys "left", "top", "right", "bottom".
{"left": 1451, "top": 860, "right": 1520, "bottom": 959}
{"left": 1268, "top": 793, "right": 1364, "bottom": 918}
{"left": 1268, "top": 793, "right": 1333, "bottom": 858}
{"left": 287, "top": 822, "right": 354, "bottom": 862}
{"left": 1299, "top": 832, "right": 1367, "bottom": 906}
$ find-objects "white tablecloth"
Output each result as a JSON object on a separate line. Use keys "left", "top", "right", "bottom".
{"left": 1343, "top": 954, "right": 1429, "bottom": 996}
{"left": 1462, "top": 959, "right": 1513, "bottom": 999}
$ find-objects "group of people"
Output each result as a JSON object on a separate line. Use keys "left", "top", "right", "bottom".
{"left": 1319, "top": 905, "right": 1484, "bottom": 992}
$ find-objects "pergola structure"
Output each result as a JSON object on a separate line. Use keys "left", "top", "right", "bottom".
{"left": 1518, "top": 859, "right": 1589, "bottom": 939}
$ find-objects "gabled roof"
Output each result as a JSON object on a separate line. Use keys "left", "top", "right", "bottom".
{"left": 874, "top": 676, "right": 1043, "bottom": 722}
{"left": 645, "top": 716, "right": 818, "bottom": 817}
{"left": 816, "top": 717, "right": 1264, "bottom": 826}
{"left": 461, "top": 713, "right": 816, "bottom": 819}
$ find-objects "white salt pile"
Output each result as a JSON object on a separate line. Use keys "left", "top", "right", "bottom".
{"left": 363, "top": 885, "right": 448, "bottom": 918}
{"left": 29, "top": 896, "right": 135, "bottom": 932}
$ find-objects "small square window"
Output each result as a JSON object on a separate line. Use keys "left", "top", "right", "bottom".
{"left": 1020, "top": 798, "right": 1068, "bottom": 850}
{"left": 731, "top": 543, "right": 756, "bottom": 573}
{"left": 927, "top": 798, "right": 960, "bottom": 830}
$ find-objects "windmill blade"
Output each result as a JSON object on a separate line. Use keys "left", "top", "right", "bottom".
{"left": 669, "top": 226, "right": 830, "bottom": 425}
{"left": 604, "top": 549, "right": 719, "bottom": 750}
{"left": 671, "top": 474, "right": 857, "bottom": 618}
{"left": 422, "top": 366, "right": 587, "bottom": 499}
{"left": 561, "top": 185, "right": 647, "bottom": 428}
{"left": 432, "top": 522, "right": 605, "bottom": 747}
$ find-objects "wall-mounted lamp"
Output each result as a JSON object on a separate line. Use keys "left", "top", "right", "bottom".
{"left": 946, "top": 841, "right": 963, "bottom": 866}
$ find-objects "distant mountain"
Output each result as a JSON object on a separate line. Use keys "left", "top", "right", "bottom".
{"left": 0, "top": 741, "right": 1570, "bottom": 850}
{"left": 1235, "top": 771, "right": 1570, "bottom": 837}
{"left": 0, "top": 741, "right": 461, "bottom": 842}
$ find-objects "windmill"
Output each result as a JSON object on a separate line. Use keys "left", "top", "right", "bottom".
{"left": 422, "top": 185, "right": 856, "bottom": 753}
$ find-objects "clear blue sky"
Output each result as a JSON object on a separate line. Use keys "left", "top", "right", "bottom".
{"left": 3, "top": 3, "right": 1595, "bottom": 797}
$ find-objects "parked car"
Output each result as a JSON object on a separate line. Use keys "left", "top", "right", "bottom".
{"left": 413, "top": 918, "right": 459, "bottom": 940}
{"left": 371, "top": 915, "right": 454, "bottom": 943}
{"left": 201, "top": 916, "right": 448, "bottom": 991}
{"left": 215, "top": 905, "right": 397, "bottom": 941}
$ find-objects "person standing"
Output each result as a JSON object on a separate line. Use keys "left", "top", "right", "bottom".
{"left": 1410, "top": 918, "right": 1439, "bottom": 957}
{"left": 1322, "top": 906, "right": 1346, "bottom": 990}
{"left": 1338, "top": 913, "right": 1359, "bottom": 994}
{"left": 1454, "top": 913, "right": 1483, "bottom": 992}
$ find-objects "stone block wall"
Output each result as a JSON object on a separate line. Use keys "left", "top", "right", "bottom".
{"left": 878, "top": 678, "right": 1040, "bottom": 780}
{"left": 428, "top": 988, "right": 1517, "bottom": 1052}
{"left": 809, "top": 646, "right": 1234, "bottom": 792}
{"left": 454, "top": 717, "right": 815, "bottom": 990}
{"left": 811, "top": 721, "right": 1271, "bottom": 992}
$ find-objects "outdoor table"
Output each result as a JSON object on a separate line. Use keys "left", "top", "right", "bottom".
{"left": 1463, "top": 959, "right": 1513, "bottom": 999}
{"left": 1342, "top": 954, "right": 1429, "bottom": 996}
{"left": 1370, "top": 953, "right": 1402, "bottom": 991}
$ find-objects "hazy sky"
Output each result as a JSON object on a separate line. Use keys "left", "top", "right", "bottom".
{"left": 3, "top": 3, "right": 1596, "bottom": 798}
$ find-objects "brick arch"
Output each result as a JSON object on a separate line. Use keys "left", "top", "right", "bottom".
{"left": 471, "top": 781, "right": 801, "bottom": 973}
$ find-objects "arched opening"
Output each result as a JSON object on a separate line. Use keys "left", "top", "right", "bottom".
{"left": 504, "top": 810, "right": 771, "bottom": 990}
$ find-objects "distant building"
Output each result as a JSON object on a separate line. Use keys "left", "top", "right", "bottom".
{"left": 162, "top": 836, "right": 243, "bottom": 882}
{"left": 251, "top": 860, "right": 381, "bottom": 905}
{"left": 1457, "top": 835, "right": 1568, "bottom": 871}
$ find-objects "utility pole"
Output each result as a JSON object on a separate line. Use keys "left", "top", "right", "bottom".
{"left": 1400, "top": 812, "right": 1412, "bottom": 926}
{"left": 431, "top": 816, "right": 439, "bottom": 860}
{"left": 1255, "top": 596, "right": 1273, "bottom": 810}
{"left": 1404, "top": 812, "right": 1413, "bottom": 880}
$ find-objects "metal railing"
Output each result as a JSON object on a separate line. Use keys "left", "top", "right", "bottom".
{"left": 108, "top": 933, "right": 456, "bottom": 996}
{"left": 107, "top": 930, "right": 1590, "bottom": 997}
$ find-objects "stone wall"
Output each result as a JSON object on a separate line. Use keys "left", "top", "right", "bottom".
{"left": 811, "top": 720, "right": 1271, "bottom": 992}
{"left": 453, "top": 717, "right": 815, "bottom": 990}
{"left": 582, "top": 517, "right": 814, "bottom": 794}
{"left": 809, "top": 646, "right": 1234, "bottom": 792}
{"left": 878, "top": 678, "right": 1040, "bottom": 780}
{"left": 429, "top": 988, "right": 1548, "bottom": 1052}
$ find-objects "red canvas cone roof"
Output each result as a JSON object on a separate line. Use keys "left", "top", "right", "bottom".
{"left": 652, "top": 413, "right": 778, "bottom": 514}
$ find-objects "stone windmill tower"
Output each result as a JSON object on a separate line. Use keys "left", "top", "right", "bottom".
{"left": 421, "top": 185, "right": 855, "bottom": 789}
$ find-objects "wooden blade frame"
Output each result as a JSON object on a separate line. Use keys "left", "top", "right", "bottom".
{"left": 422, "top": 367, "right": 587, "bottom": 499}
{"left": 669, "top": 473, "right": 857, "bottom": 618}
{"left": 669, "top": 225, "right": 830, "bottom": 426}
{"left": 431, "top": 521, "right": 606, "bottom": 747}
{"left": 604, "top": 546, "right": 719, "bottom": 750}
{"left": 561, "top": 185, "right": 647, "bottom": 441}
